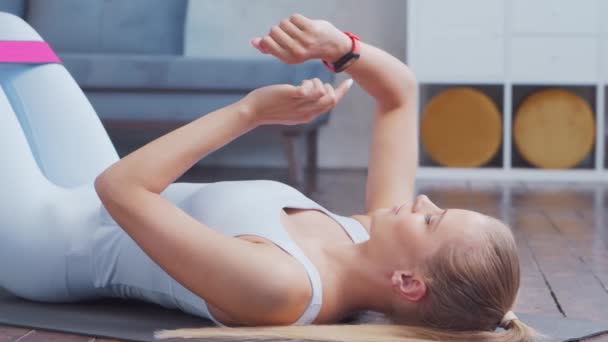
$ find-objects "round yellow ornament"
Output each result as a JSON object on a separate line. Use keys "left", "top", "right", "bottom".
{"left": 513, "top": 88, "right": 595, "bottom": 169}
{"left": 421, "top": 87, "right": 502, "bottom": 167}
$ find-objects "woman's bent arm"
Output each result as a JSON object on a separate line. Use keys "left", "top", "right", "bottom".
{"left": 254, "top": 14, "right": 419, "bottom": 212}
{"left": 94, "top": 78, "right": 349, "bottom": 325}
{"left": 343, "top": 42, "right": 419, "bottom": 213}
{"left": 94, "top": 104, "right": 301, "bottom": 325}
{"left": 96, "top": 101, "right": 257, "bottom": 194}
{"left": 306, "top": 16, "right": 420, "bottom": 212}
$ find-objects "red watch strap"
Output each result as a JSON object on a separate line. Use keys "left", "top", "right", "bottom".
{"left": 344, "top": 31, "right": 361, "bottom": 54}
{"left": 322, "top": 60, "right": 335, "bottom": 72}
{"left": 322, "top": 31, "right": 360, "bottom": 72}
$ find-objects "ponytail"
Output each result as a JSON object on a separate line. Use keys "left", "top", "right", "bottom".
{"left": 155, "top": 319, "right": 549, "bottom": 342}
{"left": 502, "top": 319, "right": 550, "bottom": 342}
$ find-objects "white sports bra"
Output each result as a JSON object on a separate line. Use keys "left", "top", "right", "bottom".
{"left": 91, "top": 179, "right": 370, "bottom": 326}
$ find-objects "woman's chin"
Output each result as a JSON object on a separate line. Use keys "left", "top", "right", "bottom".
{"left": 369, "top": 207, "right": 392, "bottom": 231}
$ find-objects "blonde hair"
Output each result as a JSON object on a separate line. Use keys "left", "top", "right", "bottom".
{"left": 155, "top": 216, "right": 549, "bottom": 342}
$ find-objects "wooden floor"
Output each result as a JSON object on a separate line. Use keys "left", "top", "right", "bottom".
{"left": 2, "top": 167, "right": 608, "bottom": 341}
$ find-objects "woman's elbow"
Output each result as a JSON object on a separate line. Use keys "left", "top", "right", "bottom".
{"left": 94, "top": 173, "right": 132, "bottom": 203}
{"left": 402, "top": 65, "right": 418, "bottom": 97}
{"left": 94, "top": 174, "right": 112, "bottom": 198}
{"left": 379, "top": 70, "right": 417, "bottom": 111}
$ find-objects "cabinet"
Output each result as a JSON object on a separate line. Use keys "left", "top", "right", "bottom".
{"left": 407, "top": 0, "right": 607, "bottom": 181}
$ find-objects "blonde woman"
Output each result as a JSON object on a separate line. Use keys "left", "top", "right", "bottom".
{"left": 0, "top": 12, "right": 544, "bottom": 342}
{"left": 153, "top": 14, "right": 544, "bottom": 341}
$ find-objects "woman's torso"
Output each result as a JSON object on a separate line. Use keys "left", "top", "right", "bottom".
{"left": 78, "top": 180, "right": 371, "bottom": 326}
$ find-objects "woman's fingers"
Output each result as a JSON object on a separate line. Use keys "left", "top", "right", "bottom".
{"left": 320, "top": 83, "right": 337, "bottom": 108}
{"left": 250, "top": 37, "right": 267, "bottom": 53}
{"left": 252, "top": 14, "right": 317, "bottom": 63}
{"left": 259, "top": 36, "right": 291, "bottom": 61}
{"left": 295, "top": 78, "right": 354, "bottom": 110}
{"left": 312, "top": 78, "right": 325, "bottom": 98}
{"left": 269, "top": 25, "right": 301, "bottom": 57}
{"left": 296, "top": 78, "right": 324, "bottom": 99}
{"left": 324, "top": 83, "right": 336, "bottom": 98}
{"left": 289, "top": 13, "right": 313, "bottom": 32}
{"left": 289, "top": 78, "right": 354, "bottom": 123}
{"left": 335, "top": 78, "right": 354, "bottom": 101}
{"left": 279, "top": 19, "right": 307, "bottom": 43}
{"left": 295, "top": 79, "right": 314, "bottom": 97}
{"left": 315, "top": 79, "right": 354, "bottom": 109}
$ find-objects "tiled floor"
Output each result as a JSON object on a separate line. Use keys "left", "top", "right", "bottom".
{"left": 2, "top": 167, "right": 608, "bottom": 341}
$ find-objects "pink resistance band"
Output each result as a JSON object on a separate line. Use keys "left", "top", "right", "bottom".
{"left": 0, "top": 41, "right": 61, "bottom": 64}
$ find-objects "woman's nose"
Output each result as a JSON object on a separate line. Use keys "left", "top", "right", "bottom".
{"left": 413, "top": 194, "right": 438, "bottom": 212}
{"left": 417, "top": 194, "right": 430, "bottom": 203}
{"left": 412, "top": 195, "right": 426, "bottom": 212}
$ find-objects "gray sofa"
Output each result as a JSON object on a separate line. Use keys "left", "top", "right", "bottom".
{"left": 1, "top": 0, "right": 335, "bottom": 194}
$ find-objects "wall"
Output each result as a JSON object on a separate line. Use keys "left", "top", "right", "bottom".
{"left": 184, "top": 0, "right": 407, "bottom": 168}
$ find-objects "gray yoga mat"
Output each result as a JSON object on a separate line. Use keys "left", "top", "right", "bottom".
{"left": 0, "top": 287, "right": 606, "bottom": 342}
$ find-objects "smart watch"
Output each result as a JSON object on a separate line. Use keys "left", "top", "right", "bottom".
{"left": 322, "top": 31, "right": 361, "bottom": 73}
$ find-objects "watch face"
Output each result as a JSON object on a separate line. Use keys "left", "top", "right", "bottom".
{"left": 335, "top": 53, "right": 360, "bottom": 72}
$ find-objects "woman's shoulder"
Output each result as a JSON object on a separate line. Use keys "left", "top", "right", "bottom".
{"left": 206, "top": 240, "right": 312, "bottom": 326}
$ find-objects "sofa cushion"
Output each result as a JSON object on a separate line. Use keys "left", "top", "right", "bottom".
{"left": 0, "top": 0, "right": 26, "bottom": 18}
{"left": 59, "top": 54, "right": 335, "bottom": 91}
{"left": 26, "top": 0, "right": 187, "bottom": 54}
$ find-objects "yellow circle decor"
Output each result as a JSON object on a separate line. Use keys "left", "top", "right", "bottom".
{"left": 513, "top": 88, "right": 595, "bottom": 169}
{"left": 421, "top": 87, "right": 502, "bottom": 167}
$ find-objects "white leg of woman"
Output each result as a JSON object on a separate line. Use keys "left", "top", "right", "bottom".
{"left": 0, "top": 78, "right": 71, "bottom": 302}
{"left": 0, "top": 63, "right": 211, "bottom": 303}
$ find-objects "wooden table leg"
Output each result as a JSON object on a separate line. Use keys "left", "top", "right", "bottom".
{"left": 305, "top": 129, "right": 318, "bottom": 196}
{"left": 281, "top": 133, "right": 303, "bottom": 190}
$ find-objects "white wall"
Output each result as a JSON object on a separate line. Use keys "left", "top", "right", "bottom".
{"left": 184, "top": 0, "right": 407, "bottom": 168}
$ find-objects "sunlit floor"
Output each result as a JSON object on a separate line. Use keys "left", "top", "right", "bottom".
{"left": 2, "top": 166, "right": 608, "bottom": 341}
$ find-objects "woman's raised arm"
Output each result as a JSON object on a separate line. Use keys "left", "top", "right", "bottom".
{"left": 346, "top": 41, "right": 419, "bottom": 213}
{"left": 253, "top": 14, "right": 419, "bottom": 213}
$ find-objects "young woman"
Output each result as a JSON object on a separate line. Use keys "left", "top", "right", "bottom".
{"left": 0, "top": 13, "right": 543, "bottom": 342}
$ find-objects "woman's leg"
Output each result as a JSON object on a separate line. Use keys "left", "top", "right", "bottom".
{"left": 0, "top": 64, "right": 211, "bottom": 302}
{"left": 0, "top": 83, "right": 70, "bottom": 301}
{"left": 2, "top": 64, "right": 120, "bottom": 187}
{"left": 0, "top": 63, "right": 119, "bottom": 301}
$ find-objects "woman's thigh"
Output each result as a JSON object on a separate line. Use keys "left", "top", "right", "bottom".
{"left": 0, "top": 66, "right": 110, "bottom": 301}
{"left": 1, "top": 64, "right": 119, "bottom": 188}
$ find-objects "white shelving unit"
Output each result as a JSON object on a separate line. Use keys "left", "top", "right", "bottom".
{"left": 407, "top": 0, "right": 608, "bottom": 182}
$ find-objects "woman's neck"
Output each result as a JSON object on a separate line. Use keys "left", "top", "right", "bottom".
{"left": 322, "top": 241, "right": 396, "bottom": 315}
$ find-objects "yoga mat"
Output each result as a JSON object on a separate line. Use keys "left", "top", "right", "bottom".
{"left": 1, "top": 287, "right": 606, "bottom": 342}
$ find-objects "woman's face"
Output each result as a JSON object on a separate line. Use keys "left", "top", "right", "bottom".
{"left": 368, "top": 195, "right": 488, "bottom": 269}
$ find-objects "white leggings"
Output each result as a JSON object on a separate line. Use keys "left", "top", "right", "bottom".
{"left": 0, "top": 62, "right": 207, "bottom": 304}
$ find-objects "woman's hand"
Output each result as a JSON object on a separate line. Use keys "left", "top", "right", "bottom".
{"left": 241, "top": 77, "right": 353, "bottom": 126}
{"left": 250, "top": 14, "right": 352, "bottom": 64}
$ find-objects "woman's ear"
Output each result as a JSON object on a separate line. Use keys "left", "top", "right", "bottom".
{"left": 391, "top": 270, "right": 427, "bottom": 302}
